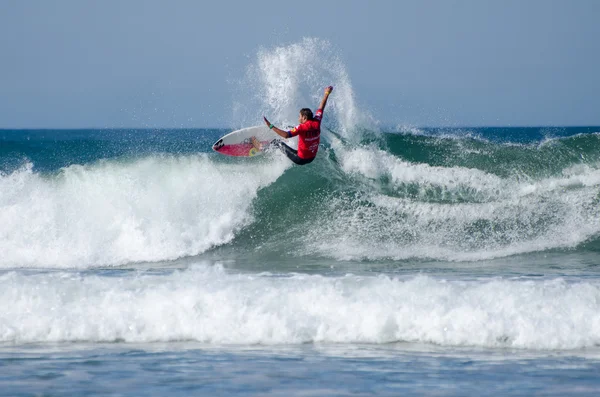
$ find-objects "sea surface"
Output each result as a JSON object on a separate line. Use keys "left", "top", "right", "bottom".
{"left": 2, "top": 125, "right": 600, "bottom": 395}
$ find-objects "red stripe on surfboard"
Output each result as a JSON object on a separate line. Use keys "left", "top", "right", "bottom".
{"left": 213, "top": 141, "right": 271, "bottom": 157}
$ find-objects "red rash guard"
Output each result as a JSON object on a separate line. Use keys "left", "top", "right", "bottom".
{"left": 288, "top": 109, "right": 323, "bottom": 159}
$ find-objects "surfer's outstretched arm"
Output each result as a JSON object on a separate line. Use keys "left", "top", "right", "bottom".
{"left": 263, "top": 116, "right": 292, "bottom": 139}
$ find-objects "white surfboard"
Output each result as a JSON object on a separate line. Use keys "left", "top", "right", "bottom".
{"left": 212, "top": 125, "right": 285, "bottom": 157}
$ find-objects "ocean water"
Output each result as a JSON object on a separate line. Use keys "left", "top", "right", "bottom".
{"left": 3, "top": 126, "right": 600, "bottom": 396}
{"left": 2, "top": 39, "right": 600, "bottom": 395}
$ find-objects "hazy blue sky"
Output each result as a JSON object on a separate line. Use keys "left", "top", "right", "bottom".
{"left": 1, "top": 0, "right": 599, "bottom": 128}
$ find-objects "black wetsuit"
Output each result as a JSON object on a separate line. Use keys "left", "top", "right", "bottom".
{"left": 272, "top": 140, "right": 315, "bottom": 165}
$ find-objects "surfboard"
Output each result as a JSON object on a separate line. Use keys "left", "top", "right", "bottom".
{"left": 212, "top": 126, "right": 281, "bottom": 157}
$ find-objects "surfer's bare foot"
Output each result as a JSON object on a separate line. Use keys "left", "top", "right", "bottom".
{"left": 251, "top": 136, "right": 261, "bottom": 151}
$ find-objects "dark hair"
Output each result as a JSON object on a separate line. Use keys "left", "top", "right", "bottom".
{"left": 300, "top": 108, "right": 313, "bottom": 120}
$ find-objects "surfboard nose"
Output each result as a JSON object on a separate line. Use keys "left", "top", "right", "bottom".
{"left": 212, "top": 139, "right": 224, "bottom": 151}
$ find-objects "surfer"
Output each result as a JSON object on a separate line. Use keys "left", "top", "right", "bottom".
{"left": 263, "top": 85, "right": 333, "bottom": 165}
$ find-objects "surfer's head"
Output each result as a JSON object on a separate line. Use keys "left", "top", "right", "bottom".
{"left": 299, "top": 108, "right": 313, "bottom": 123}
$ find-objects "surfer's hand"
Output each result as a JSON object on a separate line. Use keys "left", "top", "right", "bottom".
{"left": 325, "top": 86, "right": 333, "bottom": 95}
{"left": 263, "top": 116, "right": 271, "bottom": 127}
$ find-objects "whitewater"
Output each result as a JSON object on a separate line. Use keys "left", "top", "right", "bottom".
{"left": 2, "top": 39, "right": 600, "bottom": 395}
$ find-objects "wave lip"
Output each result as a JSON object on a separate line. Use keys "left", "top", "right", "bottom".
{"left": 1, "top": 266, "right": 599, "bottom": 350}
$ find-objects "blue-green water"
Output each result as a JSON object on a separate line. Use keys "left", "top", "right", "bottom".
{"left": 2, "top": 126, "right": 600, "bottom": 395}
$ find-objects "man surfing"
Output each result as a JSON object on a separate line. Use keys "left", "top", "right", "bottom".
{"left": 263, "top": 85, "right": 333, "bottom": 165}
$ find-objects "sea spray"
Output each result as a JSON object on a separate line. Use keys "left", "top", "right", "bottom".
{"left": 232, "top": 38, "right": 376, "bottom": 140}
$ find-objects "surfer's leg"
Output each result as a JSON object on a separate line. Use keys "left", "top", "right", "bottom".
{"left": 272, "top": 140, "right": 314, "bottom": 165}
{"left": 271, "top": 140, "right": 296, "bottom": 159}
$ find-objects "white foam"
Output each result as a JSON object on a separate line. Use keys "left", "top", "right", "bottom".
{"left": 0, "top": 155, "right": 288, "bottom": 268}
{"left": 338, "top": 145, "right": 504, "bottom": 200}
{"left": 394, "top": 124, "right": 426, "bottom": 135}
{"left": 1, "top": 266, "right": 599, "bottom": 349}
{"left": 305, "top": 142, "right": 600, "bottom": 261}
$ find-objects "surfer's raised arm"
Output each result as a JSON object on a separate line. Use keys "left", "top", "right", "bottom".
{"left": 318, "top": 86, "right": 334, "bottom": 112}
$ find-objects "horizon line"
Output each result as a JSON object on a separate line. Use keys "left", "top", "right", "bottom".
{"left": 2, "top": 125, "right": 600, "bottom": 131}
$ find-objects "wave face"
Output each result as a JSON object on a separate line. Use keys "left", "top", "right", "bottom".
{"left": 306, "top": 130, "right": 600, "bottom": 262}
{"left": 2, "top": 127, "right": 600, "bottom": 268}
